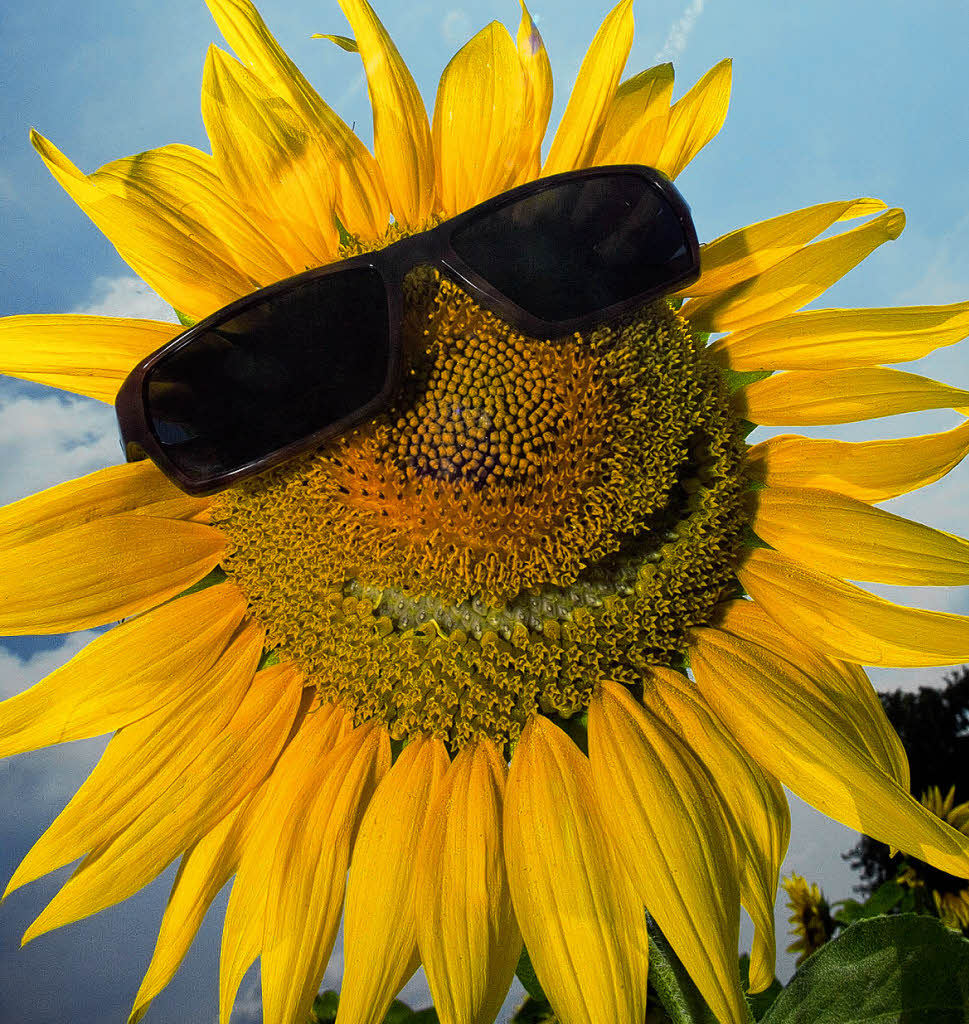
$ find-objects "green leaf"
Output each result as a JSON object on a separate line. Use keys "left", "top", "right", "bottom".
{"left": 833, "top": 879, "right": 905, "bottom": 925}
{"left": 176, "top": 565, "right": 227, "bottom": 598}
{"left": 761, "top": 914, "right": 969, "bottom": 1024}
{"left": 510, "top": 995, "right": 557, "bottom": 1022}
{"left": 379, "top": 1001, "right": 415, "bottom": 1024}
{"left": 831, "top": 897, "right": 867, "bottom": 926}
{"left": 552, "top": 711, "right": 588, "bottom": 756}
{"left": 721, "top": 368, "right": 773, "bottom": 395}
{"left": 258, "top": 647, "right": 280, "bottom": 670}
{"left": 515, "top": 945, "right": 548, "bottom": 1003}
{"left": 738, "top": 954, "right": 782, "bottom": 1022}
{"left": 335, "top": 216, "right": 354, "bottom": 249}
{"left": 174, "top": 309, "right": 197, "bottom": 327}
{"left": 310, "top": 990, "right": 340, "bottom": 1023}
{"left": 405, "top": 1010, "right": 440, "bottom": 1023}
{"left": 645, "top": 913, "right": 742, "bottom": 1024}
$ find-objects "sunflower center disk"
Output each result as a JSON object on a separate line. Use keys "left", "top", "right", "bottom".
{"left": 213, "top": 268, "right": 750, "bottom": 751}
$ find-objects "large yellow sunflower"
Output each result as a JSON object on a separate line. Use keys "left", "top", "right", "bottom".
{"left": 3, "top": 1, "right": 969, "bottom": 1023}
{"left": 901, "top": 786, "right": 969, "bottom": 932}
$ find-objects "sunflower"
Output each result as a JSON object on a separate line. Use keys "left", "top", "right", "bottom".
{"left": 897, "top": 786, "right": 969, "bottom": 932}
{"left": 3, "top": 1, "right": 969, "bottom": 1023}
{"left": 780, "top": 874, "right": 834, "bottom": 966}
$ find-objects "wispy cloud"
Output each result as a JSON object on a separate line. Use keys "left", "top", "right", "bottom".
{"left": 71, "top": 274, "right": 177, "bottom": 321}
{"left": 0, "top": 273, "right": 177, "bottom": 504}
{"left": 0, "top": 391, "right": 118, "bottom": 503}
{"left": 655, "top": 0, "right": 706, "bottom": 62}
{"left": 440, "top": 8, "right": 472, "bottom": 47}
{"left": 0, "top": 170, "right": 17, "bottom": 203}
{"left": 0, "top": 632, "right": 107, "bottom": 803}
{"left": 896, "top": 211, "right": 969, "bottom": 305}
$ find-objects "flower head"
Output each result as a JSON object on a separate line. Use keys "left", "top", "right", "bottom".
{"left": 901, "top": 786, "right": 969, "bottom": 932}
{"left": 781, "top": 874, "right": 834, "bottom": 965}
{"left": 4, "top": 2, "right": 969, "bottom": 1024}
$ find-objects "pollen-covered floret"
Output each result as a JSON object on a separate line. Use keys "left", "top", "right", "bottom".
{"left": 213, "top": 266, "right": 750, "bottom": 750}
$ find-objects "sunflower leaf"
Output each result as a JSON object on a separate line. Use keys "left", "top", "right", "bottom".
{"left": 738, "top": 954, "right": 782, "bottom": 1022}
{"left": 257, "top": 647, "right": 280, "bottom": 670}
{"left": 174, "top": 308, "right": 198, "bottom": 327}
{"left": 177, "top": 565, "right": 227, "bottom": 597}
{"left": 832, "top": 878, "right": 905, "bottom": 925}
{"left": 515, "top": 944, "right": 548, "bottom": 1002}
{"left": 310, "top": 990, "right": 340, "bottom": 1023}
{"left": 721, "top": 367, "right": 773, "bottom": 395}
{"left": 761, "top": 914, "right": 969, "bottom": 1024}
{"left": 646, "top": 912, "right": 732, "bottom": 1024}
{"left": 510, "top": 995, "right": 557, "bottom": 1022}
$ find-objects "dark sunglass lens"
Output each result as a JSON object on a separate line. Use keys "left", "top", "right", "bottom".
{"left": 145, "top": 267, "right": 389, "bottom": 480}
{"left": 450, "top": 172, "right": 696, "bottom": 323}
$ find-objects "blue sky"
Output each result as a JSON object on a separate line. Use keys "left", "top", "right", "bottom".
{"left": 1, "top": 0, "right": 968, "bottom": 1021}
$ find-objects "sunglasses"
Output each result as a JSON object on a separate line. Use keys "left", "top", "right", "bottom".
{"left": 116, "top": 164, "right": 700, "bottom": 495}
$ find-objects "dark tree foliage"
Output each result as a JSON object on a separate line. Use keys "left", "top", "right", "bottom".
{"left": 844, "top": 666, "right": 969, "bottom": 894}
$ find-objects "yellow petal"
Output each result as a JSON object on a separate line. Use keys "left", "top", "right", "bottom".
{"left": 32, "top": 132, "right": 283, "bottom": 320}
{"left": 644, "top": 667, "right": 789, "bottom": 995}
{"left": 682, "top": 208, "right": 905, "bottom": 333}
{"left": 504, "top": 715, "right": 648, "bottom": 1024}
{"left": 0, "top": 583, "right": 246, "bottom": 758}
{"left": 589, "top": 682, "right": 747, "bottom": 1024}
{"left": 0, "top": 514, "right": 224, "bottom": 635}
{"left": 709, "top": 300, "right": 969, "bottom": 370}
{"left": 128, "top": 800, "right": 249, "bottom": 1024}
{"left": 515, "top": 1, "right": 553, "bottom": 178}
{"left": 262, "top": 722, "right": 390, "bottom": 1024}
{"left": 0, "top": 460, "right": 208, "bottom": 550}
{"left": 432, "top": 22, "right": 530, "bottom": 217}
{"left": 753, "top": 484, "right": 969, "bottom": 586}
{"left": 737, "top": 547, "right": 969, "bottom": 667}
{"left": 745, "top": 420, "right": 969, "bottom": 502}
{"left": 738, "top": 367, "right": 969, "bottom": 426}
{"left": 339, "top": 736, "right": 450, "bottom": 1024}
{"left": 542, "top": 0, "right": 634, "bottom": 175}
{"left": 6, "top": 621, "right": 264, "bottom": 895}
{"left": 219, "top": 700, "right": 350, "bottom": 1024}
{"left": 415, "top": 740, "right": 521, "bottom": 1024}
{"left": 689, "top": 627, "right": 969, "bottom": 879}
{"left": 338, "top": 0, "right": 434, "bottom": 228}
{"left": 712, "top": 599, "right": 908, "bottom": 790}
{"left": 0, "top": 314, "right": 179, "bottom": 403}
{"left": 204, "top": 0, "right": 390, "bottom": 239}
{"left": 22, "top": 662, "right": 302, "bottom": 943}
{"left": 681, "top": 199, "right": 886, "bottom": 300}
{"left": 593, "top": 63, "right": 674, "bottom": 168}
{"left": 654, "top": 59, "right": 732, "bottom": 180}
{"left": 202, "top": 46, "right": 339, "bottom": 267}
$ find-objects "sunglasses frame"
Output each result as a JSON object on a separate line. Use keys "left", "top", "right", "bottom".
{"left": 116, "top": 164, "right": 700, "bottom": 495}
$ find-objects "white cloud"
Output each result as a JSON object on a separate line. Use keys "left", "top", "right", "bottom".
{"left": 0, "top": 391, "right": 118, "bottom": 503}
{"left": 0, "top": 632, "right": 101, "bottom": 703}
{"left": 0, "top": 633, "right": 108, "bottom": 806}
{"left": 0, "top": 170, "right": 17, "bottom": 203}
{"left": 71, "top": 274, "right": 177, "bottom": 322}
{"left": 895, "top": 212, "right": 969, "bottom": 305}
{"left": 0, "top": 273, "right": 178, "bottom": 506}
{"left": 655, "top": 0, "right": 705, "bottom": 62}
{"left": 441, "top": 9, "right": 472, "bottom": 47}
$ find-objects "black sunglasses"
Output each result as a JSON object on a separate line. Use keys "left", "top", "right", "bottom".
{"left": 116, "top": 164, "right": 700, "bottom": 495}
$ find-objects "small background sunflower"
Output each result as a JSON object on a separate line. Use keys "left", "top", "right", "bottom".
{"left": 1, "top": 1, "right": 968, "bottom": 1022}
